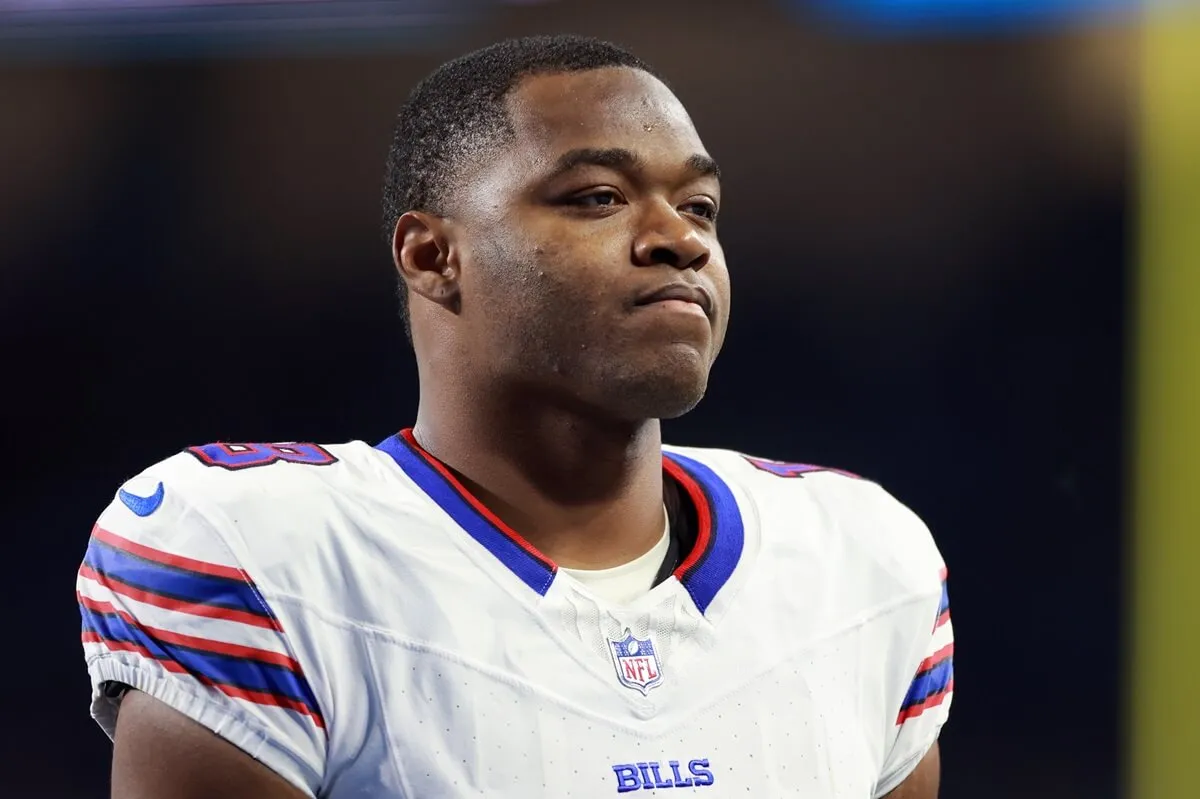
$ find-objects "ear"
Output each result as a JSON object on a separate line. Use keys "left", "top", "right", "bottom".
{"left": 392, "top": 210, "right": 460, "bottom": 310}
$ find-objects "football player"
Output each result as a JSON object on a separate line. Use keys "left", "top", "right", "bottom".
{"left": 78, "top": 35, "right": 953, "bottom": 798}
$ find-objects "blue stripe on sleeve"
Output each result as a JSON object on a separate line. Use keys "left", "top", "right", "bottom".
{"left": 84, "top": 538, "right": 271, "bottom": 619}
{"left": 79, "top": 602, "right": 319, "bottom": 715}
{"left": 900, "top": 657, "right": 954, "bottom": 711}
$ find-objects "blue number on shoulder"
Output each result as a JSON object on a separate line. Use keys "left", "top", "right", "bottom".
{"left": 744, "top": 455, "right": 860, "bottom": 480}
{"left": 186, "top": 442, "right": 337, "bottom": 471}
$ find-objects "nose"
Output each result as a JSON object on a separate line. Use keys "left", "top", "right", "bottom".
{"left": 632, "top": 202, "right": 711, "bottom": 271}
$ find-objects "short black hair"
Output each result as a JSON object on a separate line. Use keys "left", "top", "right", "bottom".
{"left": 381, "top": 34, "right": 660, "bottom": 338}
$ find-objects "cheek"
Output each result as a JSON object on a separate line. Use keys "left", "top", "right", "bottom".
{"left": 515, "top": 225, "right": 617, "bottom": 317}
{"left": 464, "top": 208, "right": 636, "bottom": 346}
{"left": 525, "top": 262, "right": 610, "bottom": 330}
{"left": 468, "top": 233, "right": 604, "bottom": 345}
{"left": 709, "top": 257, "right": 732, "bottom": 320}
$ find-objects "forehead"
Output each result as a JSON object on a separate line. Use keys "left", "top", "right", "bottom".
{"left": 503, "top": 67, "right": 707, "bottom": 169}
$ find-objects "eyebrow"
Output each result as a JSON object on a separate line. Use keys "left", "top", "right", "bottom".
{"left": 545, "top": 147, "right": 721, "bottom": 182}
{"left": 686, "top": 153, "right": 721, "bottom": 181}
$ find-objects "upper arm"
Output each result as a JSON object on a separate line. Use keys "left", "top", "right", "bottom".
{"left": 864, "top": 484, "right": 953, "bottom": 799}
{"left": 78, "top": 462, "right": 328, "bottom": 796}
{"left": 113, "top": 690, "right": 310, "bottom": 799}
{"left": 882, "top": 742, "right": 940, "bottom": 799}
{"left": 871, "top": 568, "right": 953, "bottom": 797}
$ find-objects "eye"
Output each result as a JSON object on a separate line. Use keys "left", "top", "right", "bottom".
{"left": 568, "top": 189, "right": 623, "bottom": 209}
{"left": 682, "top": 199, "right": 719, "bottom": 222}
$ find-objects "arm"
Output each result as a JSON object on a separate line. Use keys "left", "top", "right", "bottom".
{"left": 112, "top": 690, "right": 309, "bottom": 799}
{"left": 883, "top": 743, "right": 940, "bottom": 799}
{"left": 78, "top": 462, "right": 328, "bottom": 798}
{"left": 873, "top": 559, "right": 953, "bottom": 798}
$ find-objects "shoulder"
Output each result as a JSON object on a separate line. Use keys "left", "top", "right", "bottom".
{"left": 79, "top": 443, "right": 352, "bottom": 792}
{"left": 113, "top": 438, "right": 399, "bottom": 516}
{"left": 146, "top": 439, "right": 390, "bottom": 498}
{"left": 665, "top": 443, "right": 945, "bottom": 601}
{"left": 92, "top": 439, "right": 404, "bottom": 593}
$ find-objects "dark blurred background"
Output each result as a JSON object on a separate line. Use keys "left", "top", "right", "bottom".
{"left": 0, "top": 0, "right": 1146, "bottom": 796}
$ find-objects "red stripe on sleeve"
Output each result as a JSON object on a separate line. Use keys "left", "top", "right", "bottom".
{"left": 81, "top": 631, "right": 324, "bottom": 728}
{"left": 896, "top": 679, "right": 954, "bottom": 724}
{"left": 934, "top": 609, "right": 951, "bottom": 631}
{"left": 916, "top": 643, "right": 954, "bottom": 675}
{"left": 78, "top": 594, "right": 301, "bottom": 672}
{"left": 92, "top": 526, "right": 247, "bottom": 582}
{"left": 79, "top": 564, "right": 282, "bottom": 631}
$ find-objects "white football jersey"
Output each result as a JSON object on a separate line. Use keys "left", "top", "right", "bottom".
{"left": 77, "top": 431, "right": 953, "bottom": 798}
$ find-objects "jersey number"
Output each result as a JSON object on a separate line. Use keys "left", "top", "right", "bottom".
{"left": 744, "top": 456, "right": 859, "bottom": 479}
{"left": 186, "top": 442, "right": 337, "bottom": 471}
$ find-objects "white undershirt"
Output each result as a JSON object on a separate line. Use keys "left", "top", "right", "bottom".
{"left": 558, "top": 507, "right": 671, "bottom": 605}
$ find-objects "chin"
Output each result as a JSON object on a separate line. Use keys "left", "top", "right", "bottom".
{"left": 599, "top": 349, "right": 712, "bottom": 421}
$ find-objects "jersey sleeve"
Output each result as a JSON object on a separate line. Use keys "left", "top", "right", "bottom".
{"left": 873, "top": 567, "right": 954, "bottom": 797}
{"left": 76, "top": 465, "right": 327, "bottom": 796}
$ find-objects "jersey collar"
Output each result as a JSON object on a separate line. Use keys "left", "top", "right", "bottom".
{"left": 375, "top": 430, "right": 743, "bottom": 614}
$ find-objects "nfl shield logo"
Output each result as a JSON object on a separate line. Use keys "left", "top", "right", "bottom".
{"left": 609, "top": 629, "right": 663, "bottom": 695}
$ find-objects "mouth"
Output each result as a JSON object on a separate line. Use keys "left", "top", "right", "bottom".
{"left": 633, "top": 283, "right": 714, "bottom": 318}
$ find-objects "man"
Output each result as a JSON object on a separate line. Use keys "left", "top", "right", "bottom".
{"left": 77, "top": 35, "right": 952, "bottom": 798}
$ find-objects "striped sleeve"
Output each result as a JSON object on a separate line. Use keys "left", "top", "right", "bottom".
{"left": 874, "top": 567, "right": 955, "bottom": 798}
{"left": 77, "top": 474, "right": 326, "bottom": 796}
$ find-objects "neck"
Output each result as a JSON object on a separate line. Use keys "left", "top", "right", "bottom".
{"left": 412, "top": 383, "right": 667, "bottom": 570}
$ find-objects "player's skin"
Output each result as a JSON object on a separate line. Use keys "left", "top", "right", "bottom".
{"left": 110, "top": 66, "right": 942, "bottom": 799}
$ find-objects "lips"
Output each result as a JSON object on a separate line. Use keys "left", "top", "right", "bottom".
{"left": 634, "top": 283, "right": 714, "bottom": 316}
